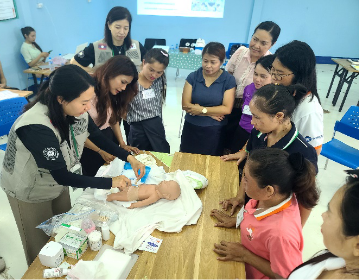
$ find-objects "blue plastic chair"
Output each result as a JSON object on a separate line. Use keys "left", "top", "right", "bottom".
{"left": 226, "top": 43, "right": 249, "bottom": 59}
{"left": 0, "top": 97, "right": 28, "bottom": 151}
{"left": 321, "top": 106, "right": 359, "bottom": 169}
{"left": 20, "top": 54, "right": 48, "bottom": 91}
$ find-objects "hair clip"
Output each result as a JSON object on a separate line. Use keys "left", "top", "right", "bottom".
{"left": 344, "top": 170, "right": 358, "bottom": 179}
{"left": 160, "top": 50, "right": 168, "bottom": 57}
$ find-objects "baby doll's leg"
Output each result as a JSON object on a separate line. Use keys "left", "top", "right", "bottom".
{"left": 106, "top": 190, "right": 130, "bottom": 202}
{"left": 127, "top": 186, "right": 139, "bottom": 201}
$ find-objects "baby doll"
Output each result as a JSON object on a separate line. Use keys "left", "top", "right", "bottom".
{"left": 106, "top": 180, "right": 181, "bottom": 209}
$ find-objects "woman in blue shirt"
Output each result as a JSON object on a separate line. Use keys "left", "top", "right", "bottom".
{"left": 180, "top": 42, "right": 236, "bottom": 156}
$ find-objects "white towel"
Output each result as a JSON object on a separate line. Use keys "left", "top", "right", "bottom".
{"left": 81, "top": 159, "right": 203, "bottom": 254}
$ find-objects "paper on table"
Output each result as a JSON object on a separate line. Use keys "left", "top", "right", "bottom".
{"left": 96, "top": 248, "right": 132, "bottom": 279}
{"left": 0, "top": 90, "right": 19, "bottom": 101}
{"left": 38, "top": 64, "right": 61, "bottom": 69}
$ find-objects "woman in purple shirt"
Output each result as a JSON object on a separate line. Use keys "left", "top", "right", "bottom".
{"left": 229, "top": 55, "right": 274, "bottom": 153}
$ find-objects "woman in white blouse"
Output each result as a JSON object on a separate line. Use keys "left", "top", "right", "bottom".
{"left": 20, "top": 26, "right": 49, "bottom": 67}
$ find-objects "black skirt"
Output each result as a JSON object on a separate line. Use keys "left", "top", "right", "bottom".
{"left": 80, "top": 127, "right": 119, "bottom": 177}
{"left": 180, "top": 121, "right": 225, "bottom": 156}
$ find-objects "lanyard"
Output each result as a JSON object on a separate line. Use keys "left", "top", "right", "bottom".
{"left": 69, "top": 125, "right": 79, "bottom": 159}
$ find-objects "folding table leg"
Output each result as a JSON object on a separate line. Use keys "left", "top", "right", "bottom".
{"left": 339, "top": 72, "right": 359, "bottom": 112}
{"left": 326, "top": 64, "right": 339, "bottom": 98}
{"left": 332, "top": 69, "right": 347, "bottom": 106}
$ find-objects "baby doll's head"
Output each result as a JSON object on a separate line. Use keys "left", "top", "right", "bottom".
{"left": 156, "top": 180, "right": 181, "bottom": 200}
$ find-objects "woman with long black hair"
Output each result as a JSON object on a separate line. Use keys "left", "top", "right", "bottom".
{"left": 81, "top": 55, "right": 141, "bottom": 176}
{"left": 1, "top": 65, "right": 145, "bottom": 266}
{"left": 20, "top": 26, "right": 49, "bottom": 67}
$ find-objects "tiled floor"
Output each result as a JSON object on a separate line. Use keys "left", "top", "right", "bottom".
{"left": 0, "top": 64, "right": 358, "bottom": 279}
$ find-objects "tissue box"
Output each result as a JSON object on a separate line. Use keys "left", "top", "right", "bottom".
{"left": 39, "top": 241, "right": 64, "bottom": 268}
{"left": 56, "top": 224, "right": 88, "bottom": 260}
{"left": 59, "top": 232, "right": 88, "bottom": 259}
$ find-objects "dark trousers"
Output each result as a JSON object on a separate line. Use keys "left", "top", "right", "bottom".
{"left": 81, "top": 127, "right": 119, "bottom": 177}
{"left": 122, "top": 119, "right": 130, "bottom": 144}
{"left": 223, "top": 107, "right": 243, "bottom": 150}
{"left": 180, "top": 121, "right": 225, "bottom": 156}
{"left": 7, "top": 189, "right": 71, "bottom": 266}
{"left": 230, "top": 125, "right": 250, "bottom": 154}
{"left": 128, "top": 117, "right": 170, "bottom": 153}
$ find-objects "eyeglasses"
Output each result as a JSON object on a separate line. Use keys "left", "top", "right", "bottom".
{"left": 270, "top": 67, "right": 293, "bottom": 81}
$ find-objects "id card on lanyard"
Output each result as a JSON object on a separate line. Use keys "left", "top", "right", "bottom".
{"left": 69, "top": 125, "right": 82, "bottom": 175}
{"left": 236, "top": 206, "right": 245, "bottom": 228}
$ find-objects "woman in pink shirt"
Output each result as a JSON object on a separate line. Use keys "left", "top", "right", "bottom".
{"left": 224, "top": 21, "right": 280, "bottom": 152}
{"left": 81, "top": 55, "right": 140, "bottom": 176}
{"left": 211, "top": 148, "right": 319, "bottom": 279}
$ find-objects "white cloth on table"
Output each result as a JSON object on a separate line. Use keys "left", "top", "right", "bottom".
{"left": 80, "top": 158, "right": 203, "bottom": 254}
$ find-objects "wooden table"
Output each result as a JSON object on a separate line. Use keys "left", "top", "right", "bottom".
{"left": 326, "top": 58, "right": 359, "bottom": 112}
{"left": 0, "top": 88, "right": 33, "bottom": 99}
{"left": 22, "top": 152, "right": 245, "bottom": 279}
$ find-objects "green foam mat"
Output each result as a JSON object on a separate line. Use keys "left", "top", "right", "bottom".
{"left": 150, "top": 152, "right": 174, "bottom": 168}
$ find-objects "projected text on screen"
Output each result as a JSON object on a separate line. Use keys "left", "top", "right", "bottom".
{"left": 137, "top": 0, "right": 225, "bottom": 18}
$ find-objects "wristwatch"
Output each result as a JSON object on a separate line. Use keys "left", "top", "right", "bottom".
{"left": 202, "top": 107, "right": 207, "bottom": 114}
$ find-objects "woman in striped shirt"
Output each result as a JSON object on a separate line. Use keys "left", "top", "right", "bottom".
{"left": 126, "top": 48, "right": 170, "bottom": 153}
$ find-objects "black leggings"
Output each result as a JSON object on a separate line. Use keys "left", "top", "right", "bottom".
{"left": 80, "top": 127, "right": 119, "bottom": 177}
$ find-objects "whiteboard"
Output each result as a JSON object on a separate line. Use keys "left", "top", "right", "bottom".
{"left": 0, "top": 0, "right": 17, "bottom": 21}
{"left": 137, "top": 0, "right": 225, "bottom": 18}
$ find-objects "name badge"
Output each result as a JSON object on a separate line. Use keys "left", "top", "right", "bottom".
{"left": 242, "top": 105, "right": 252, "bottom": 115}
{"left": 70, "top": 163, "right": 82, "bottom": 175}
{"left": 130, "top": 43, "right": 137, "bottom": 50}
{"left": 142, "top": 89, "right": 155, "bottom": 99}
{"left": 236, "top": 206, "right": 245, "bottom": 228}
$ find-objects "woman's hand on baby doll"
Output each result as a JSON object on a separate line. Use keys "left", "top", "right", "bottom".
{"left": 112, "top": 175, "right": 131, "bottom": 190}
{"left": 210, "top": 209, "right": 236, "bottom": 228}
{"left": 213, "top": 241, "right": 249, "bottom": 262}
{"left": 127, "top": 155, "right": 145, "bottom": 180}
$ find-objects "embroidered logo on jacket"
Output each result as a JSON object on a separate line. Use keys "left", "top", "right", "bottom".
{"left": 43, "top": 148, "right": 59, "bottom": 160}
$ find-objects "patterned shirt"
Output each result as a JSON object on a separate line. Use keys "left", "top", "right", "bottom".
{"left": 126, "top": 75, "right": 165, "bottom": 124}
{"left": 226, "top": 46, "right": 271, "bottom": 99}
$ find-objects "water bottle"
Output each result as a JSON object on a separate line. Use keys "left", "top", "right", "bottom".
{"left": 170, "top": 45, "right": 174, "bottom": 53}
{"left": 101, "top": 222, "right": 110, "bottom": 241}
{"left": 175, "top": 43, "right": 179, "bottom": 50}
{"left": 59, "top": 53, "right": 65, "bottom": 66}
{"left": 48, "top": 57, "right": 54, "bottom": 71}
